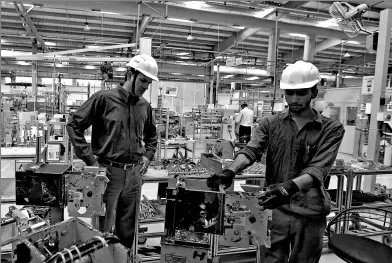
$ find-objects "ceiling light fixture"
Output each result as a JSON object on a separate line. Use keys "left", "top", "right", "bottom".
{"left": 233, "top": 26, "right": 246, "bottom": 30}
{"left": 177, "top": 52, "right": 190, "bottom": 55}
{"left": 223, "top": 74, "right": 235, "bottom": 79}
{"left": 184, "top": 1, "right": 206, "bottom": 9}
{"left": 246, "top": 76, "right": 259, "bottom": 81}
{"left": 168, "top": 18, "right": 193, "bottom": 23}
{"left": 254, "top": 8, "right": 275, "bottom": 18}
{"left": 85, "top": 65, "right": 96, "bottom": 69}
{"left": 171, "top": 72, "right": 184, "bottom": 75}
{"left": 45, "top": 41, "right": 56, "bottom": 46}
{"left": 288, "top": 33, "right": 307, "bottom": 38}
{"left": 116, "top": 67, "right": 127, "bottom": 71}
{"left": 346, "top": 40, "right": 361, "bottom": 45}
{"left": 344, "top": 51, "right": 351, "bottom": 58}
{"left": 187, "top": 32, "right": 194, "bottom": 41}
{"left": 84, "top": 20, "right": 91, "bottom": 31}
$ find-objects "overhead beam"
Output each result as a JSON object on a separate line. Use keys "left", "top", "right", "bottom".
{"left": 13, "top": 1, "right": 49, "bottom": 52}
{"left": 342, "top": 54, "right": 377, "bottom": 65}
{"left": 283, "top": 39, "right": 344, "bottom": 61}
{"left": 31, "top": 1, "right": 367, "bottom": 42}
{"left": 132, "top": 15, "right": 152, "bottom": 44}
{"left": 213, "top": 28, "right": 260, "bottom": 53}
{"left": 264, "top": 1, "right": 306, "bottom": 20}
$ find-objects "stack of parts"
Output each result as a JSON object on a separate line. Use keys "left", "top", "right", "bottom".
{"left": 241, "top": 162, "right": 266, "bottom": 175}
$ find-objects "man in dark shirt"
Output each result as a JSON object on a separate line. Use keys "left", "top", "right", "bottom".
{"left": 208, "top": 61, "right": 344, "bottom": 263}
{"left": 67, "top": 54, "right": 159, "bottom": 249}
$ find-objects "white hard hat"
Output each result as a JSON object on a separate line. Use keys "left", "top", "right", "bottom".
{"left": 280, "top": 61, "right": 320, "bottom": 90}
{"left": 126, "top": 54, "right": 159, "bottom": 81}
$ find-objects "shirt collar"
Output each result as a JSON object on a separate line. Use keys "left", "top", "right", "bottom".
{"left": 117, "top": 87, "right": 139, "bottom": 104}
{"left": 283, "top": 108, "right": 322, "bottom": 124}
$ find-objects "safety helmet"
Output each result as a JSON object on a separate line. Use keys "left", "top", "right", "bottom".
{"left": 126, "top": 54, "right": 159, "bottom": 81}
{"left": 280, "top": 61, "right": 320, "bottom": 90}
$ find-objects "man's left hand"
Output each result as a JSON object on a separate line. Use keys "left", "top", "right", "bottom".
{"left": 258, "top": 180, "right": 299, "bottom": 210}
{"left": 139, "top": 156, "right": 150, "bottom": 175}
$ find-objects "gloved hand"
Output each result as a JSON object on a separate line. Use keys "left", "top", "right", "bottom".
{"left": 207, "top": 169, "right": 236, "bottom": 191}
{"left": 258, "top": 180, "right": 299, "bottom": 210}
{"left": 139, "top": 156, "right": 151, "bottom": 175}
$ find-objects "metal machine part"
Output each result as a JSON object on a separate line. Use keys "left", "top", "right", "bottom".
{"left": 162, "top": 185, "right": 272, "bottom": 262}
{"left": 14, "top": 218, "right": 129, "bottom": 263}
{"left": 15, "top": 163, "right": 72, "bottom": 207}
{"left": 65, "top": 167, "right": 109, "bottom": 217}
{"left": 220, "top": 192, "right": 272, "bottom": 248}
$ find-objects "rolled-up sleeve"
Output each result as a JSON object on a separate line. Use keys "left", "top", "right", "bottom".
{"left": 143, "top": 105, "right": 158, "bottom": 161}
{"left": 66, "top": 93, "right": 102, "bottom": 166}
{"left": 300, "top": 123, "right": 345, "bottom": 186}
{"left": 236, "top": 117, "right": 269, "bottom": 162}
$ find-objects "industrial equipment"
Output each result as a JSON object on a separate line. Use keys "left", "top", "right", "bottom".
{"left": 65, "top": 167, "right": 109, "bottom": 218}
{"left": 14, "top": 217, "right": 129, "bottom": 263}
{"left": 161, "top": 182, "right": 272, "bottom": 263}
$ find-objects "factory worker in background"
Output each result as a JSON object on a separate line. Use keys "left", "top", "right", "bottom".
{"left": 67, "top": 54, "right": 159, "bottom": 249}
{"left": 208, "top": 61, "right": 345, "bottom": 263}
{"left": 236, "top": 102, "right": 255, "bottom": 143}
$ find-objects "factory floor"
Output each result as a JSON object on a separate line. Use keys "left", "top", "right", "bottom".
{"left": 1, "top": 144, "right": 391, "bottom": 263}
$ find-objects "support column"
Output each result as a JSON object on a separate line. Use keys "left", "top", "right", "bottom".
{"left": 32, "top": 40, "right": 38, "bottom": 111}
{"left": 139, "top": 37, "right": 152, "bottom": 56}
{"left": 205, "top": 65, "right": 213, "bottom": 104}
{"left": 303, "top": 34, "right": 316, "bottom": 62}
{"left": 267, "top": 29, "right": 279, "bottom": 75}
{"left": 365, "top": 9, "right": 392, "bottom": 193}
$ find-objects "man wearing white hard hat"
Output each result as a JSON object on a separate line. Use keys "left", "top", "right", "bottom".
{"left": 67, "top": 54, "right": 159, "bottom": 249}
{"left": 208, "top": 61, "right": 345, "bottom": 262}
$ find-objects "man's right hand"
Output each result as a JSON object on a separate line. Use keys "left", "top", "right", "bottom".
{"left": 207, "top": 169, "right": 236, "bottom": 191}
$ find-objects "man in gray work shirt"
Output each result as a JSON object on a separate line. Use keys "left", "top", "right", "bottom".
{"left": 209, "top": 61, "right": 345, "bottom": 263}
{"left": 67, "top": 55, "right": 159, "bottom": 249}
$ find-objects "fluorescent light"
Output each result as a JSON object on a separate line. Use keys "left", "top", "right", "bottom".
{"left": 171, "top": 73, "right": 184, "bottom": 75}
{"left": 317, "top": 18, "right": 338, "bottom": 28}
{"left": 1, "top": 39, "right": 7, "bottom": 44}
{"left": 85, "top": 65, "right": 96, "bottom": 69}
{"left": 197, "top": 74, "right": 204, "bottom": 77}
{"left": 346, "top": 40, "right": 360, "bottom": 45}
{"left": 45, "top": 41, "right": 56, "bottom": 46}
{"left": 254, "top": 8, "right": 275, "bottom": 18}
{"left": 93, "top": 11, "right": 120, "bottom": 15}
{"left": 168, "top": 18, "right": 193, "bottom": 23}
{"left": 177, "top": 52, "right": 190, "bottom": 55}
{"left": 216, "top": 56, "right": 223, "bottom": 59}
{"left": 288, "top": 33, "right": 307, "bottom": 38}
{"left": 246, "top": 76, "right": 259, "bottom": 81}
{"left": 116, "top": 67, "right": 127, "bottom": 71}
{"left": 17, "top": 61, "right": 31, "bottom": 66}
{"left": 233, "top": 26, "right": 245, "bottom": 30}
{"left": 223, "top": 75, "right": 235, "bottom": 79}
{"left": 187, "top": 33, "right": 194, "bottom": 41}
{"left": 56, "top": 63, "right": 65, "bottom": 67}
{"left": 86, "top": 45, "right": 102, "bottom": 49}
{"left": 184, "top": 1, "right": 206, "bottom": 9}
{"left": 179, "top": 56, "right": 191, "bottom": 59}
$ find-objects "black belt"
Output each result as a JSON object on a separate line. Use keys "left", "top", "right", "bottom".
{"left": 100, "top": 159, "right": 140, "bottom": 170}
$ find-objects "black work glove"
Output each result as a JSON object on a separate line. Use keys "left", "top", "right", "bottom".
{"left": 207, "top": 169, "right": 236, "bottom": 191}
{"left": 258, "top": 180, "right": 299, "bottom": 210}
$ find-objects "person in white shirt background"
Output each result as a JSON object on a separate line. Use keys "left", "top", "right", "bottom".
{"left": 235, "top": 102, "right": 255, "bottom": 143}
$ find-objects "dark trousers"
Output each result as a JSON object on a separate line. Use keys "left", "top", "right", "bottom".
{"left": 98, "top": 163, "right": 142, "bottom": 249}
{"left": 239, "top": 125, "right": 251, "bottom": 143}
{"left": 265, "top": 208, "right": 326, "bottom": 263}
